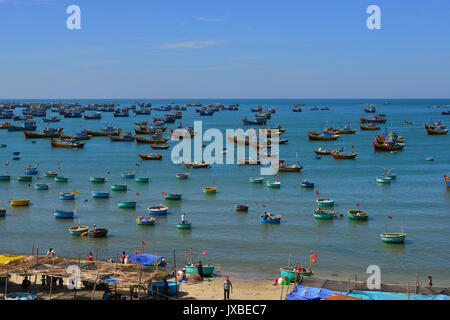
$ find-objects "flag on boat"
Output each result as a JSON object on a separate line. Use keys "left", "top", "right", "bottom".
{"left": 310, "top": 252, "right": 318, "bottom": 258}
{"left": 315, "top": 190, "right": 319, "bottom": 195}
{"left": 262, "top": 204, "right": 266, "bottom": 208}
{"left": 201, "top": 251, "right": 207, "bottom": 255}
{"left": 356, "top": 203, "right": 360, "bottom": 207}
{"left": 136, "top": 193, "right": 140, "bottom": 196}
{"left": 310, "top": 252, "right": 318, "bottom": 263}
{"left": 388, "top": 215, "right": 393, "bottom": 219}
{"left": 162, "top": 192, "right": 167, "bottom": 196}
{"left": 142, "top": 241, "right": 148, "bottom": 246}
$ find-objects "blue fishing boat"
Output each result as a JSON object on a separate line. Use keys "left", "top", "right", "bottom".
{"left": 69, "top": 225, "right": 89, "bottom": 235}
{"left": 54, "top": 210, "right": 74, "bottom": 219}
{"left": 34, "top": 184, "right": 49, "bottom": 190}
{"left": 150, "top": 281, "right": 180, "bottom": 296}
{"left": 242, "top": 117, "right": 267, "bottom": 125}
{"left": 121, "top": 172, "right": 135, "bottom": 179}
{"left": 92, "top": 192, "right": 110, "bottom": 199}
{"left": 4, "top": 293, "right": 37, "bottom": 300}
{"left": 60, "top": 193, "right": 75, "bottom": 200}
{"left": 301, "top": 180, "right": 315, "bottom": 188}
{"left": 148, "top": 204, "right": 168, "bottom": 215}
{"left": 24, "top": 168, "right": 38, "bottom": 175}
{"left": 260, "top": 213, "right": 282, "bottom": 223}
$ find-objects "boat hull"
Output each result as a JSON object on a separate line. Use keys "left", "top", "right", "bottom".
{"left": 185, "top": 266, "right": 214, "bottom": 276}
{"left": 380, "top": 233, "right": 406, "bottom": 243}
{"left": 135, "top": 177, "right": 149, "bottom": 183}
{"left": 111, "top": 185, "right": 128, "bottom": 191}
{"left": 92, "top": 192, "right": 110, "bottom": 198}
{"left": 117, "top": 201, "right": 136, "bottom": 208}
{"left": 54, "top": 211, "right": 74, "bottom": 219}
{"left": 10, "top": 199, "right": 30, "bottom": 207}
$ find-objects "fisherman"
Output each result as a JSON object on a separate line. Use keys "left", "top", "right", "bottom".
{"left": 224, "top": 276, "right": 233, "bottom": 300}
{"left": 428, "top": 276, "right": 433, "bottom": 287}
{"left": 88, "top": 251, "right": 93, "bottom": 261}
{"left": 198, "top": 261, "right": 204, "bottom": 280}
{"left": 120, "top": 251, "right": 126, "bottom": 264}
{"left": 159, "top": 258, "right": 167, "bottom": 268}
{"left": 21, "top": 276, "right": 31, "bottom": 291}
{"left": 124, "top": 255, "right": 129, "bottom": 264}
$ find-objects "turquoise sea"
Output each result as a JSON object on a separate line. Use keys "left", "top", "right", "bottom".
{"left": 0, "top": 99, "right": 449, "bottom": 286}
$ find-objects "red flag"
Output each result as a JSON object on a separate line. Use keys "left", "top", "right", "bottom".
{"left": 315, "top": 190, "right": 319, "bottom": 195}
{"left": 136, "top": 192, "right": 140, "bottom": 196}
{"left": 57, "top": 163, "right": 60, "bottom": 166}
{"left": 5, "top": 162, "right": 8, "bottom": 167}
{"left": 185, "top": 252, "right": 189, "bottom": 259}
{"left": 28, "top": 164, "right": 32, "bottom": 167}
{"left": 201, "top": 251, "right": 207, "bottom": 255}
{"left": 142, "top": 241, "right": 148, "bottom": 246}
{"left": 356, "top": 203, "right": 360, "bottom": 207}
{"left": 311, "top": 257, "right": 317, "bottom": 263}
{"left": 137, "top": 249, "right": 140, "bottom": 254}
{"left": 388, "top": 215, "right": 393, "bottom": 219}
{"left": 310, "top": 252, "right": 318, "bottom": 258}
{"left": 255, "top": 202, "right": 258, "bottom": 206}
{"left": 262, "top": 204, "right": 266, "bottom": 208}
{"left": 162, "top": 192, "right": 167, "bottom": 196}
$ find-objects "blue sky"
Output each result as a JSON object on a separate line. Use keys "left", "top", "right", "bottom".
{"left": 0, "top": 0, "right": 449, "bottom": 98}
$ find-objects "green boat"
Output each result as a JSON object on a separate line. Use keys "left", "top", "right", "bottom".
{"left": 177, "top": 222, "right": 192, "bottom": 229}
{"left": 316, "top": 198, "right": 335, "bottom": 207}
{"left": 348, "top": 209, "right": 369, "bottom": 221}
{"left": 0, "top": 175, "right": 11, "bottom": 181}
{"left": 17, "top": 176, "right": 32, "bottom": 182}
{"left": 163, "top": 192, "right": 182, "bottom": 200}
{"left": 266, "top": 181, "right": 281, "bottom": 188}
{"left": 44, "top": 171, "right": 58, "bottom": 178}
{"left": 380, "top": 233, "right": 407, "bottom": 243}
{"left": 135, "top": 177, "right": 149, "bottom": 183}
{"left": 111, "top": 184, "right": 128, "bottom": 191}
{"left": 136, "top": 216, "right": 155, "bottom": 225}
{"left": 249, "top": 177, "right": 264, "bottom": 183}
{"left": 185, "top": 265, "right": 214, "bottom": 276}
{"left": 54, "top": 177, "right": 68, "bottom": 183}
{"left": 90, "top": 177, "right": 105, "bottom": 183}
{"left": 313, "top": 208, "right": 335, "bottom": 220}
{"left": 279, "top": 267, "right": 310, "bottom": 282}
{"left": 202, "top": 187, "right": 217, "bottom": 194}
{"left": 117, "top": 201, "right": 136, "bottom": 208}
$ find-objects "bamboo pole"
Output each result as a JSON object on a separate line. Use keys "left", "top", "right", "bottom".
{"left": 173, "top": 250, "right": 176, "bottom": 276}
{"left": 32, "top": 244, "right": 34, "bottom": 255}
{"left": 49, "top": 275, "right": 53, "bottom": 300}
{"left": 4, "top": 268, "right": 8, "bottom": 296}
{"left": 91, "top": 268, "right": 100, "bottom": 300}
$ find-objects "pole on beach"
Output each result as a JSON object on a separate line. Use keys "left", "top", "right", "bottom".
{"left": 49, "top": 275, "right": 53, "bottom": 300}
{"left": 407, "top": 281, "right": 410, "bottom": 300}
{"left": 91, "top": 268, "right": 100, "bottom": 300}
{"left": 36, "top": 248, "right": 39, "bottom": 264}
{"left": 4, "top": 268, "right": 8, "bottom": 296}
{"left": 32, "top": 244, "right": 34, "bottom": 255}
{"left": 173, "top": 250, "right": 176, "bottom": 276}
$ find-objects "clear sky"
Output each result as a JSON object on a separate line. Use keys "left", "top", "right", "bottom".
{"left": 0, "top": 0, "right": 449, "bottom": 99}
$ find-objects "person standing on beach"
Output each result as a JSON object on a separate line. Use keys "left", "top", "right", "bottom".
{"left": 88, "top": 251, "right": 93, "bottom": 261}
{"left": 428, "top": 276, "right": 433, "bottom": 287}
{"left": 224, "top": 277, "right": 233, "bottom": 300}
{"left": 120, "top": 252, "right": 126, "bottom": 264}
{"left": 198, "top": 261, "right": 204, "bottom": 280}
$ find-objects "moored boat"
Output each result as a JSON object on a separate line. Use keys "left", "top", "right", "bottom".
{"left": 162, "top": 192, "right": 182, "bottom": 200}
{"left": 380, "top": 233, "right": 406, "bottom": 243}
{"left": 121, "top": 172, "right": 135, "bottom": 179}
{"left": 279, "top": 268, "right": 306, "bottom": 283}
{"left": 177, "top": 221, "right": 192, "bottom": 229}
{"left": 176, "top": 173, "right": 189, "bottom": 179}
{"left": 87, "top": 228, "right": 108, "bottom": 238}
{"left": 360, "top": 124, "right": 380, "bottom": 131}
{"left": 69, "top": 225, "right": 89, "bottom": 235}
{"left": 0, "top": 175, "right": 11, "bottom": 181}
{"left": 301, "top": 180, "right": 315, "bottom": 188}
{"left": 308, "top": 131, "right": 339, "bottom": 141}
{"left": 54, "top": 177, "right": 68, "bottom": 183}
{"left": 148, "top": 204, "right": 169, "bottom": 215}
{"left": 138, "top": 153, "right": 163, "bottom": 160}
{"left": 376, "top": 176, "right": 391, "bottom": 184}
{"left": 266, "top": 181, "right": 281, "bottom": 188}
{"left": 331, "top": 150, "right": 358, "bottom": 159}
{"left": 50, "top": 138, "right": 85, "bottom": 149}
{"left": 17, "top": 176, "right": 32, "bottom": 182}
{"left": 90, "top": 177, "right": 105, "bottom": 183}
{"left": 10, "top": 199, "right": 30, "bottom": 207}
{"left": 92, "top": 191, "right": 110, "bottom": 198}
{"left": 136, "top": 216, "right": 156, "bottom": 225}
{"left": 348, "top": 209, "right": 370, "bottom": 221}
{"left": 260, "top": 212, "right": 282, "bottom": 223}
{"left": 111, "top": 184, "right": 128, "bottom": 191}
{"left": 235, "top": 204, "right": 249, "bottom": 211}
{"left": 185, "top": 265, "right": 215, "bottom": 276}
{"left": 60, "top": 192, "right": 75, "bottom": 200}
{"left": 316, "top": 198, "right": 335, "bottom": 207}
{"left": 313, "top": 208, "right": 335, "bottom": 219}
{"left": 313, "top": 148, "right": 332, "bottom": 155}
{"left": 135, "top": 177, "right": 149, "bottom": 183}
{"left": 34, "top": 184, "right": 49, "bottom": 190}
{"left": 54, "top": 210, "right": 74, "bottom": 219}
{"left": 202, "top": 186, "right": 217, "bottom": 194}
{"left": 249, "top": 177, "right": 264, "bottom": 183}
{"left": 117, "top": 201, "right": 136, "bottom": 209}
{"left": 44, "top": 171, "right": 58, "bottom": 178}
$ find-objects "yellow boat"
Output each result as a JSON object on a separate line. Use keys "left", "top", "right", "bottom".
{"left": 10, "top": 199, "right": 30, "bottom": 207}
{"left": 202, "top": 187, "right": 217, "bottom": 194}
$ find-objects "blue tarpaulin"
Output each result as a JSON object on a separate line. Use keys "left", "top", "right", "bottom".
{"left": 349, "top": 291, "right": 450, "bottom": 300}
{"left": 128, "top": 254, "right": 163, "bottom": 266}
{"left": 285, "top": 285, "right": 349, "bottom": 300}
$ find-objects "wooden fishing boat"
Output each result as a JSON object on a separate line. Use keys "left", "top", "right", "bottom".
{"left": 313, "top": 208, "right": 335, "bottom": 219}
{"left": 0, "top": 175, "right": 11, "bottom": 181}
{"left": 69, "top": 225, "right": 89, "bottom": 235}
{"left": 110, "top": 134, "right": 135, "bottom": 142}
{"left": 177, "top": 221, "right": 192, "bottom": 229}
{"left": 331, "top": 150, "right": 358, "bottom": 159}
{"left": 277, "top": 164, "right": 303, "bottom": 172}
{"left": 183, "top": 161, "right": 211, "bottom": 168}
{"left": 24, "top": 131, "right": 59, "bottom": 139}
{"left": 90, "top": 177, "right": 105, "bottom": 183}
{"left": 360, "top": 124, "right": 380, "bottom": 131}
{"left": 54, "top": 210, "right": 74, "bottom": 219}
{"left": 372, "top": 142, "right": 404, "bottom": 151}
{"left": 316, "top": 199, "right": 335, "bottom": 207}
{"left": 176, "top": 173, "right": 189, "bottom": 179}
{"left": 0, "top": 208, "right": 6, "bottom": 217}
{"left": 202, "top": 187, "right": 217, "bottom": 194}
{"left": 17, "top": 176, "right": 32, "bottom": 182}
{"left": 235, "top": 204, "right": 249, "bottom": 211}
{"left": 117, "top": 201, "right": 136, "bottom": 209}
{"left": 279, "top": 268, "right": 306, "bottom": 282}
{"left": 10, "top": 199, "right": 30, "bottom": 207}
{"left": 425, "top": 125, "right": 448, "bottom": 135}
{"left": 238, "top": 159, "right": 261, "bottom": 165}
{"left": 301, "top": 180, "right": 315, "bottom": 188}
{"left": 42, "top": 117, "right": 61, "bottom": 123}
{"left": 59, "top": 132, "right": 92, "bottom": 140}
{"left": 380, "top": 233, "right": 406, "bottom": 243}
{"left": 444, "top": 175, "right": 450, "bottom": 188}
{"left": 148, "top": 204, "right": 169, "bottom": 215}
{"left": 138, "top": 153, "right": 163, "bottom": 160}
{"left": 84, "top": 112, "right": 102, "bottom": 120}
{"left": 111, "top": 184, "right": 127, "bottom": 191}
{"left": 308, "top": 131, "right": 339, "bottom": 141}
{"left": 162, "top": 192, "right": 182, "bottom": 200}
{"left": 337, "top": 126, "right": 357, "bottom": 134}
{"left": 249, "top": 177, "right": 264, "bottom": 183}
{"left": 60, "top": 192, "right": 75, "bottom": 200}
{"left": 260, "top": 213, "right": 282, "bottom": 223}
{"left": 92, "top": 192, "right": 110, "bottom": 198}
{"left": 44, "top": 171, "right": 58, "bottom": 178}
{"left": 360, "top": 115, "right": 386, "bottom": 124}
{"left": 34, "top": 184, "right": 49, "bottom": 190}
{"left": 314, "top": 148, "right": 332, "bottom": 155}
{"left": 135, "top": 135, "right": 169, "bottom": 144}
{"left": 54, "top": 177, "right": 68, "bottom": 183}
{"left": 50, "top": 138, "right": 85, "bottom": 149}
{"left": 185, "top": 265, "right": 215, "bottom": 276}
{"left": 348, "top": 210, "right": 369, "bottom": 221}
{"left": 136, "top": 216, "right": 156, "bottom": 225}
{"left": 84, "top": 128, "right": 121, "bottom": 137}
{"left": 87, "top": 228, "right": 108, "bottom": 238}
{"left": 121, "top": 172, "right": 135, "bottom": 179}
{"left": 151, "top": 144, "right": 170, "bottom": 150}
{"left": 135, "top": 177, "right": 149, "bottom": 183}
{"left": 266, "top": 181, "right": 281, "bottom": 188}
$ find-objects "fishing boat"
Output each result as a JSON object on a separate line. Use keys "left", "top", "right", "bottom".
{"left": 176, "top": 173, "right": 189, "bottom": 179}
{"left": 380, "top": 233, "right": 406, "bottom": 243}
{"left": 242, "top": 117, "right": 267, "bottom": 125}
{"left": 34, "top": 184, "right": 49, "bottom": 190}
{"left": 376, "top": 176, "right": 391, "bottom": 184}
{"left": 136, "top": 216, "right": 156, "bottom": 225}
{"left": 360, "top": 115, "right": 386, "bottom": 124}
{"left": 313, "top": 148, "right": 332, "bottom": 155}
{"left": 138, "top": 153, "right": 163, "bottom": 160}
{"left": 385, "top": 169, "right": 396, "bottom": 179}
{"left": 337, "top": 125, "right": 357, "bottom": 134}
{"left": 364, "top": 106, "right": 376, "bottom": 113}
{"left": 266, "top": 181, "right": 281, "bottom": 188}
{"left": 360, "top": 124, "right": 380, "bottom": 131}
{"left": 150, "top": 280, "right": 180, "bottom": 296}
{"left": 50, "top": 139, "right": 85, "bottom": 149}
{"left": 316, "top": 199, "right": 335, "bottom": 207}
{"left": 348, "top": 210, "right": 370, "bottom": 221}
{"left": 4, "top": 293, "right": 37, "bottom": 300}
{"left": 177, "top": 221, "right": 192, "bottom": 229}
{"left": 331, "top": 150, "right": 358, "bottom": 159}
{"left": 60, "top": 192, "right": 75, "bottom": 200}
{"left": 24, "top": 130, "right": 59, "bottom": 139}
{"left": 0, "top": 208, "right": 6, "bottom": 217}
{"left": 277, "top": 164, "right": 303, "bottom": 172}
{"left": 42, "top": 116, "right": 61, "bottom": 123}
{"left": 111, "top": 184, "right": 128, "bottom": 191}
{"left": 24, "top": 167, "right": 39, "bottom": 175}
{"left": 135, "top": 177, "right": 149, "bottom": 183}
{"left": 425, "top": 124, "right": 448, "bottom": 135}
{"left": 54, "top": 177, "right": 68, "bottom": 183}
{"left": 279, "top": 268, "right": 307, "bottom": 282}
{"left": 313, "top": 208, "right": 335, "bottom": 219}
{"left": 59, "top": 131, "right": 92, "bottom": 140}
{"left": 425, "top": 157, "right": 434, "bottom": 161}
{"left": 117, "top": 201, "right": 136, "bottom": 209}
{"left": 87, "top": 228, "right": 108, "bottom": 238}
{"left": 110, "top": 133, "right": 135, "bottom": 142}
{"left": 54, "top": 210, "right": 74, "bottom": 219}
{"left": 121, "top": 172, "right": 135, "bottom": 179}
{"left": 85, "top": 127, "right": 121, "bottom": 137}
{"left": 184, "top": 264, "right": 214, "bottom": 276}
{"left": 69, "top": 225, "right": 89, "bottom": 235}
{"left": 249, "top": 177, "right": 264, "bottom": 183}
{"left": 44, "top": 171, "right": 58, "bottom": 178}
{"left": 10, "top": 199, "right": 30, "bottom": 207}
{"left": 148, "top": 204, "right": 169, "bottom": 215}
{"left": 292, "top": 106, "right": 302, "bottom": 112}
{"left": 151, "top": 144, "right": 170, "bottom": 150}
{"left": 183, "top": 161, "right": 211, "bottom": 168}
{"left": 84, "top": 112, "right": 102, "bottom": 120}
{"left": 301, "top": 180, "right": 315, "bottom": 188}
{"left": 235, "top": 204, "right": 249, "bottom": 211}
{"left": 0, "top": 175, "right": 11, "bottom": 181}
{"left": 92, "top": 192, "right": 110, "bottom": 198}
{"left": 90, "top": 177, "right": 105, "bottom": 183}
{"left": 443, "top": 175, "right": 450, "bottom": 188}
{"left": 260, "top": 213, "right": 282, "bottom": 223}
{"left": 202, "top": 187, "right": 217, "bottom": 194}
{"left": 372, "top": 142, "right": 404, "bottom": 152}
{"left": 17, "top": 176, "right": 32, "bottom": 182}
{"left": 162, "top": 192, "right": 182, "bottom": 200}
{"left": 135, "top": 135, "right": 169, "bottom": 144}
{"left": 308, "top": 131, "right": 339, "bottom": 141}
